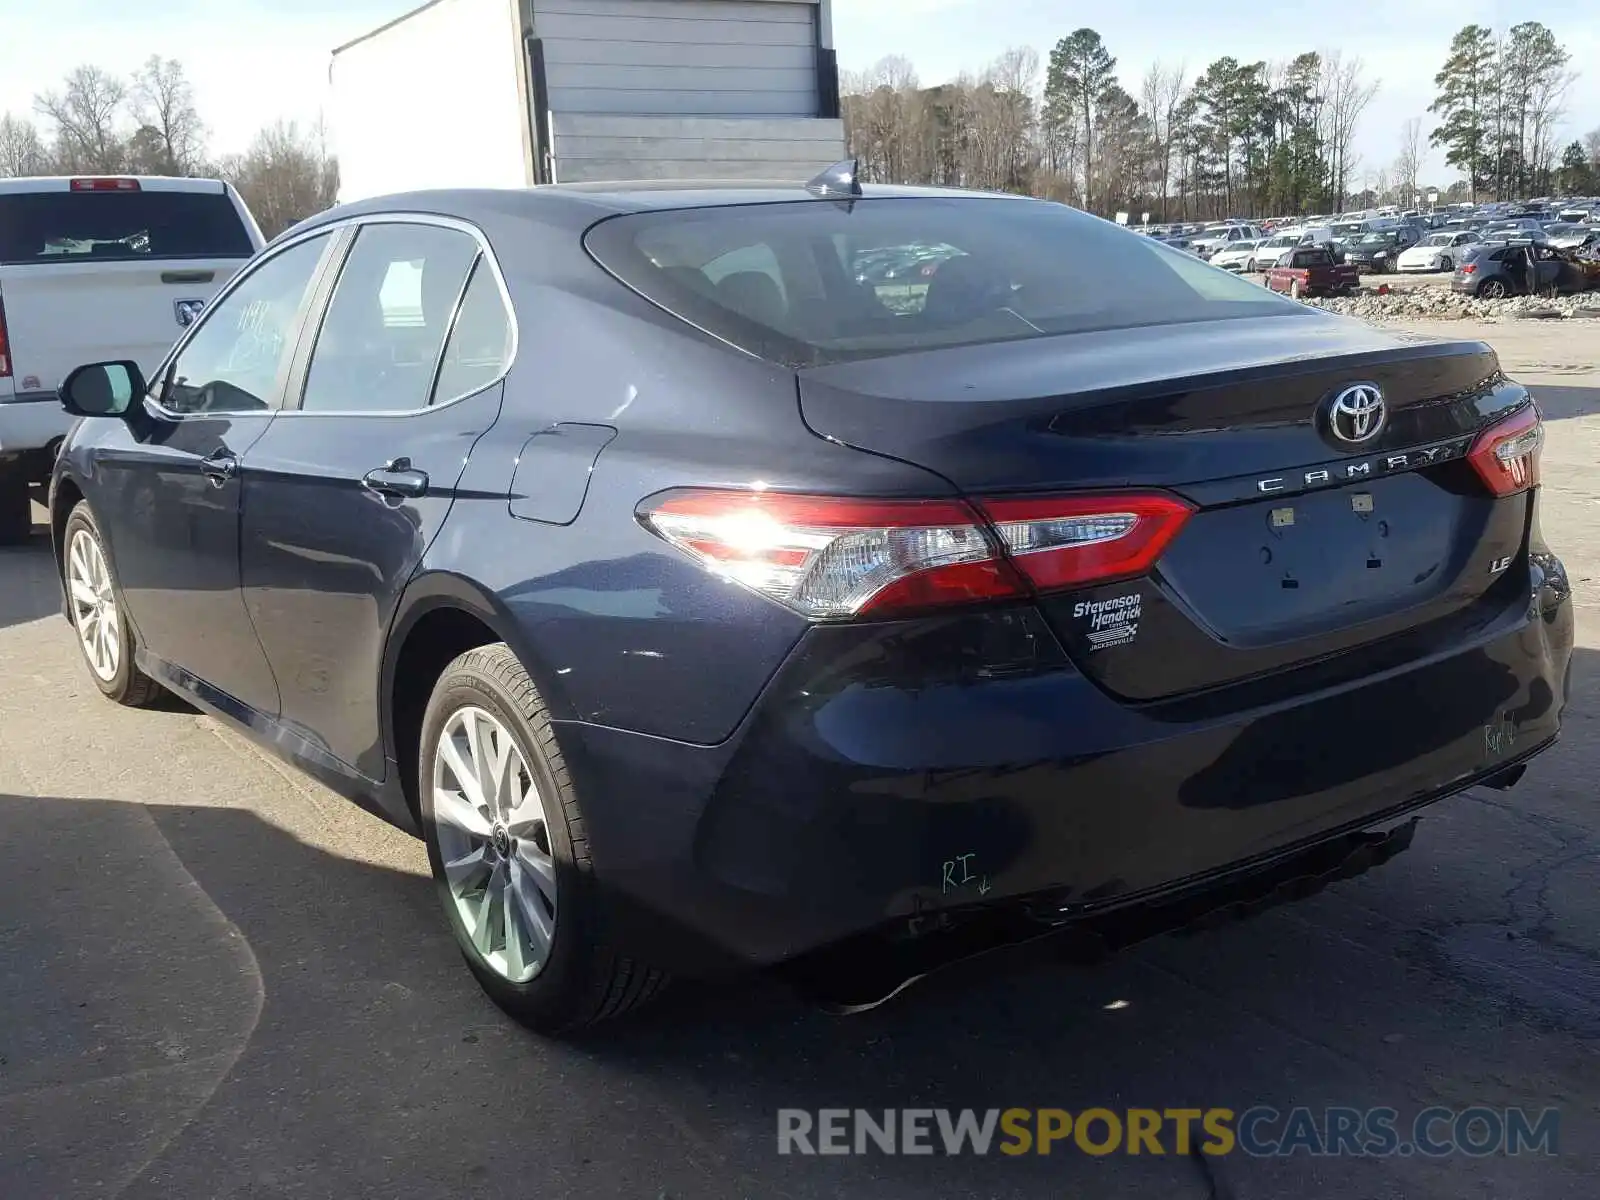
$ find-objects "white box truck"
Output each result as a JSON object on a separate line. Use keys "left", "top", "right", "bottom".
{"left": 330, "top": 0, "right": 847, "bottom": 201}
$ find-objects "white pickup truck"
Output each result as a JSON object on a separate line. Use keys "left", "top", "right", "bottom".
{"left": 0, "top": 175, "right": 263, "bottom": 542}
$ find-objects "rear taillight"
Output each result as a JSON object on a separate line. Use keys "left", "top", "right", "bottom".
{"left": 1468, "top": 404, "right": 1543, "bottom": 497}
{"left": 1460, "top": 262, "right": 1477, "bottom": 275}
{"left": 69, "top": 177, "right": 140, "bottom": 191}
{"left": 640, "top": 488, "right": 1193, "bottom": 619}
{"left": 979, "top": 493, "right": 1195, "bottom": 590}
{"left": 0, "top": 292, "right": 10, "bottom": 378}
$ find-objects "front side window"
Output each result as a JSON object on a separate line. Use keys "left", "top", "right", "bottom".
{"left": 160, "top": 233, "right": 332, "bottom": 415}
{"left": 300, "top": 221, "right": 481, "bottom": 413}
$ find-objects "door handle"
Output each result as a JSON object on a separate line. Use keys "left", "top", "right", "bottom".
{"left": 201, "top": 450, "right": 238, "bottom": 487}
{"left": 362, "top": 458, "right": 429, "bottom": 499}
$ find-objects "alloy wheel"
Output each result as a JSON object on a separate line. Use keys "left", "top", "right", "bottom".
{"left": 432, "top": 705, "right": 557, "bottom": 983}
{"left": 67, "top": 529, "right": 120, "bottom": 682}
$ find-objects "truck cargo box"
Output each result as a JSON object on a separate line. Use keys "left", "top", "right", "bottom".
{"left": 330, "top": 0, "right": 847, "bottom": 201}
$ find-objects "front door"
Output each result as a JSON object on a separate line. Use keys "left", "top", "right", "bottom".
{"left": 241, "top": 219, "right": 516, "bottom": 780}
{"left": 91, "top": 232, "right": 338, "bottom": 717}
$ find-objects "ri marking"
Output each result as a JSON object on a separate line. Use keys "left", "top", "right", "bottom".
{"left": 941, "top": 853, "right": 991, "bottom": 896}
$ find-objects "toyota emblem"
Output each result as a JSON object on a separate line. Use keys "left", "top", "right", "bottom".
{"left": 1326, "top": 383, "right": 1387, "bottom": 445}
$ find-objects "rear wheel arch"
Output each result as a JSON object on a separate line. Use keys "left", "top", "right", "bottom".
{"left": 382, "top": 574, "right": 577, "bottom": 820}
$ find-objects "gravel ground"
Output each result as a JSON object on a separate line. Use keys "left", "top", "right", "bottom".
{"left": 1306, "top": 289, "right": 1600, "bottom": 321}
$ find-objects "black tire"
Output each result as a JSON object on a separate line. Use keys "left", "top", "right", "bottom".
{"left": 61, "top": 502, "right": 163, "bottom": 706}
{"left": 0, "top": 466, "right": 31, "bottom": 546}
{"left": 1478, "top": 279, "right": 1509, "bottom": 299}
{"left": 1440, "top": 257, "right": 1453, "bottom": 273}
{"left": 419, "top": 643, "right": 668, "bottom": 1033}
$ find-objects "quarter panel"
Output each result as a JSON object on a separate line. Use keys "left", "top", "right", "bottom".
{"left": 440, "top": 279, "right": 957, "bottom": 745}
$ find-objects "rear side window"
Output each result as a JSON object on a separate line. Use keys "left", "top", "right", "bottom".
{"left": 585, "top": 198, "right": 1301, "bottom": 367}
{"left": 433, "top": 260, "right": 514, "bottom": 402}
{"left": 0, "top": 190, "right": 255, "bottom": 264}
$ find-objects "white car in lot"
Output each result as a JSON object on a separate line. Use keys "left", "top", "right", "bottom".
{"left": 1247, "top": 227, "right": 1336, "bottom": 272}
{"left": 1191, "top": 223, "right": 1265, "bottom": 259}
{"left": 1396, "top": 230, "right": 1479, "bottom": 273}
{"left": 0, "top": 175, "right": 263, "bottom": 542}
{"left": 1210, "top": 240, "right": 1264, "bottom": 271}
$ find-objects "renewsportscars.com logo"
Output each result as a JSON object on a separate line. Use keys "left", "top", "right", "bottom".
{"left": 777, "top": 1106, "right": 1560, "bottom": 1158}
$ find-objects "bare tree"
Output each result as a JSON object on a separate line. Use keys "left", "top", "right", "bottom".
{"left": 1526, "top": 53, "right": 1574, "bottom": 194}
{"left": 983, "top": 47, "right": 1040, "bottom": 191}
{"left": 1585, "top": 126, "right": 1600, "bottom": 169}
{"left": 1140, "top": 61, "right": 1187, "bottom": 215}
{"left": 1393, "top": 116, "right": 1423, "bottom": 202}
{"left": 219, "top": 119, "right": 339, "bottom": 238}
{"left": 0, "top": 113, "right": 51, "bottom": 176}
{"left": 841, "top": 55, "right": 927, "bottom": 185}
{"left": 129, "top": 56, "right": 207, "bottom": 175}
{"left": 34, "top": 65, "right": 127, "bottom": 172}
{"left": 1321, "top": 50, "right": 1379, "bottom": 208}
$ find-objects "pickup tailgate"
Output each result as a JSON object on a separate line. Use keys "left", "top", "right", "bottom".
{"left": 0, "top": 181, "right": 257, "bottom": 392}
{"left": 0, "top": 259, "right": 247, "bottom": 392}
{"left": 798, "top": 314, "right": 1534, "bottom": 705}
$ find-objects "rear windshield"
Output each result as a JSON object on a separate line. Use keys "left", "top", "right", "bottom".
{"left": 584, "top": 197, "right": 1303, "bottom": 367}
{"left": 0, "top": 190, "right": 255, "bottom": 264}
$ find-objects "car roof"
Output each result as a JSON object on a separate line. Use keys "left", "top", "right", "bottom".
{"left": 321, "top": 180, "right": 1032, "bottom": 224}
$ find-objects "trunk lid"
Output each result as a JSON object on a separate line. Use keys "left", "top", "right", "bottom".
{"left": 797, "top": 313, "right": 1533, "bottom": 703}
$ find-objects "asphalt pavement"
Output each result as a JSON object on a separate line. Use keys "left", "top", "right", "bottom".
{"left": 2, "top": 318, "right": 1598, "bottom": 1198}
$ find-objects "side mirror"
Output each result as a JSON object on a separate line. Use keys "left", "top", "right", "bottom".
{"left": 60, "top": 361, "right": 144, "bottom": 418}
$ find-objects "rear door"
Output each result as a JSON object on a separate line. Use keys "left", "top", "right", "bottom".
{"left": 239, "top": 218, "right": 515, "bottom": 781}
{"left": 0, "top": 179, "right": 260, "bottom": 394}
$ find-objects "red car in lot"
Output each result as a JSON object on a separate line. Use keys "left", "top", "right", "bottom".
{"left": 1264, "top": 246, "right": 1361, "bottom": 298}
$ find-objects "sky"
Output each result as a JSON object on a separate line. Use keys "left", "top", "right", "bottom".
{"left": 2, "top": 0, "right": 1598, "bottom": 185}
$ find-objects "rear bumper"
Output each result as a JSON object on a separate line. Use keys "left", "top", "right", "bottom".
{"left": 557, "top": 554, "right": 1574, "bottom": 976}
{"left": 0, "top": 392, "right": 72, "bottom": 466}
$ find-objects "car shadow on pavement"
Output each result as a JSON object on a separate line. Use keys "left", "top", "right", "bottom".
{"left": 1526, "top": 384, "right": 1600, "bottom": 423}
{"left": 6, "top": 642, "right": 1598, "bottom": 1200}
{"left": 0, "top": 514, "right": 60, "bottom": 631}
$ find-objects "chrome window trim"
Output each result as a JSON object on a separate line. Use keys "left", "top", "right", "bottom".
{"left": 142, "top": 211, "right": 520, "bottom": 423}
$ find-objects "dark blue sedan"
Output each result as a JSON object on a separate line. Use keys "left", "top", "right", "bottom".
{"left": 47, "top": 175, "right": 1574, "bottom": 1032}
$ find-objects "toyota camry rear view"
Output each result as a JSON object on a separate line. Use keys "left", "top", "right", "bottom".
{"left": 49, "top": 178, "right": 1574, "bottom": 1032}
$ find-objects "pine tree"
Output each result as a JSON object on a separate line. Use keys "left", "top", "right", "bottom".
{"left": 1429, "top": 25, "right": 1497, "bottom": 201}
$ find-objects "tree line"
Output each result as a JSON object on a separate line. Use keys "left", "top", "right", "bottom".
{"left": 843, "top": 22, "right": 1600, "bottom": 221}
{"left": 1430, "top": 23, "right": 1586, "bottom": 201}
{"left": 0, "top": 58, "right": 337, "bottom": 237}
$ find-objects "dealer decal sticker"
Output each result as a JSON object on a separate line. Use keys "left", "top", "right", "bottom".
{"left": 1073, "top": 592, "right": 1142, "bottom": 651}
